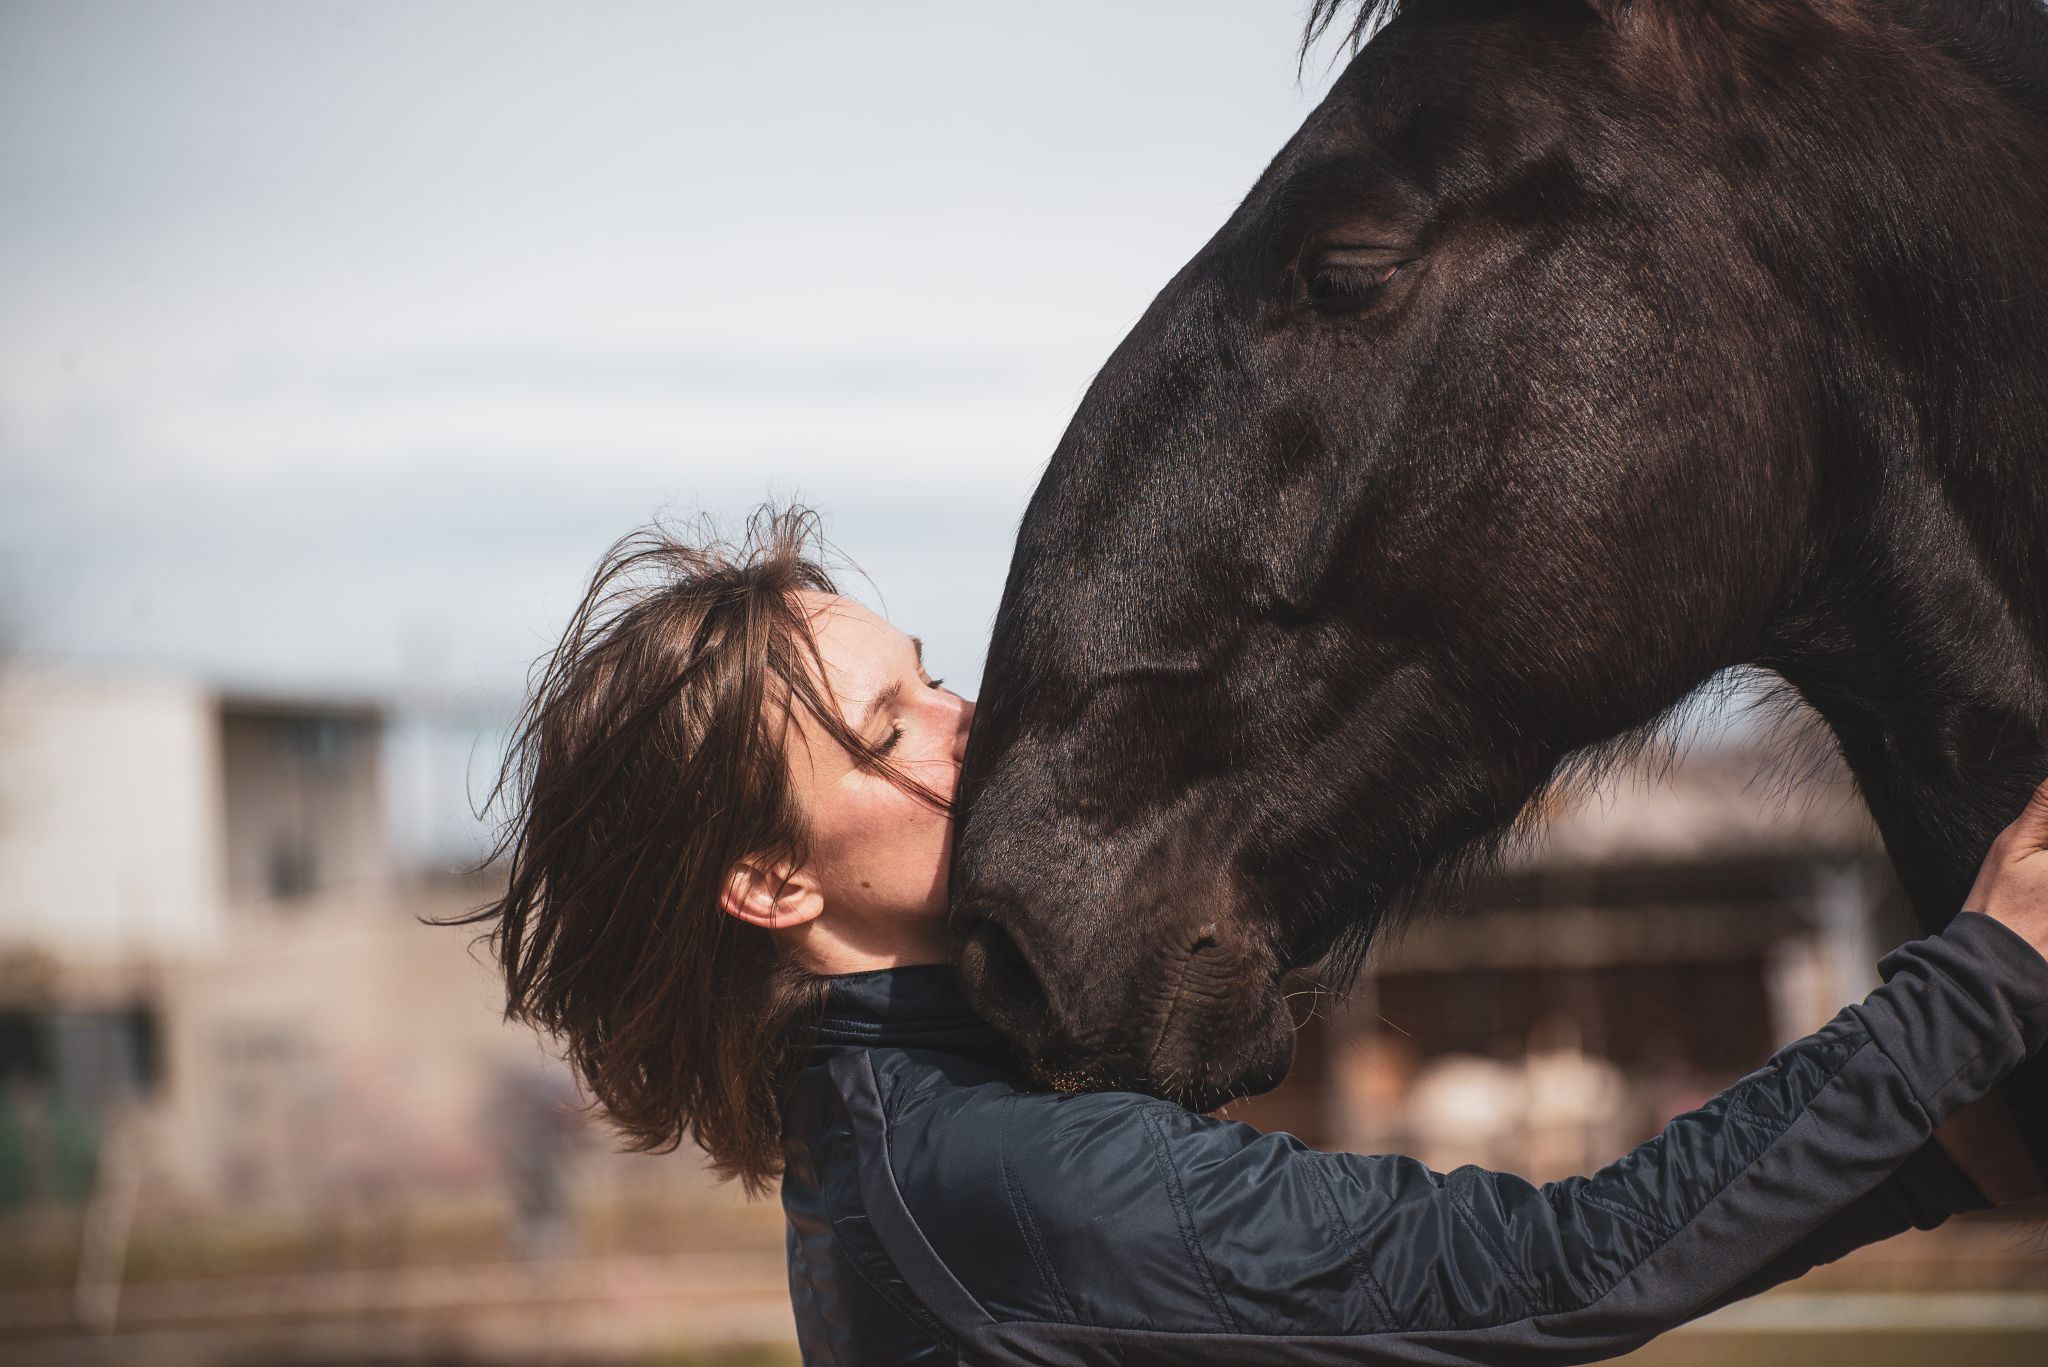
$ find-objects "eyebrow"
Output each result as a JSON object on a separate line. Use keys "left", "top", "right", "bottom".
{"left": 856, "top": 637, "right": 924, "bottom": 730}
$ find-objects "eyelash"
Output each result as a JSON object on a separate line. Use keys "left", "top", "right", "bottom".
{"left": 875, "top": 677, "right": 945, "bottom": 756}
{"left": 1306, "top": 260, "right": 1409, "bottom": 315}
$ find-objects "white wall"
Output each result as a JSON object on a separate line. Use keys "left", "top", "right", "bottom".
{"left": 0, "top": 664, "right": 223, "bottom": 952}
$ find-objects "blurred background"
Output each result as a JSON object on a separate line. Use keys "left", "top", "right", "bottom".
{"left": 1, "top": 3, "right": 2041, "bottom": 1364}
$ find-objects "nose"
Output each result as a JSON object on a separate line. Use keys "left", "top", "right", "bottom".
{"left": 953, "top": 914, "right": 1052, "bottom": 1051}
{"left": 951, "top": 694, "right": 975, "bottom": 765}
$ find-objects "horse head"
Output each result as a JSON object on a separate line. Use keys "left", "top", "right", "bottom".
{"left": 951, "top": 0, "right": 2048, "bottom": 1110}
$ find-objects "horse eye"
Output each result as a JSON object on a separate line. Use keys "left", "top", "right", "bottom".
{"left": 1306, "top": 260, "right": 1408, "bottom": 314}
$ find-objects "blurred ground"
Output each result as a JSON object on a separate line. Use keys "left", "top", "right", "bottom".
{"left": 2, "top": 1131, "right": 2044, "bottom": 1364}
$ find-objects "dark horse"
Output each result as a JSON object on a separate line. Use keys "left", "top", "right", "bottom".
{"left": 949, "top": 0, "right": 2048, "bottom": 1161}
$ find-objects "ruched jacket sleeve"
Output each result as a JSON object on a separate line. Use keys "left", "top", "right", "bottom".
{"left": 855, "top": 913, "right": 2048, "bottom": 1365}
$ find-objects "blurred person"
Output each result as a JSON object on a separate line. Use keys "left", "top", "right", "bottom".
{"left": 451, "top": 507, "right": 2048, "bottom": 1366}
{"left": 485, "top": 1061, "right": 584, "bottom": 1260}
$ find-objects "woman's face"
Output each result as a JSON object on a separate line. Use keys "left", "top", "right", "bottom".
{"left": 786, "top": 590, "right": 974, "bottom": 932}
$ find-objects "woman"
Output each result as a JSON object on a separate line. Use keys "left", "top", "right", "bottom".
{"left": 463, "top": 508, "right": 2048, "bottom": 1366}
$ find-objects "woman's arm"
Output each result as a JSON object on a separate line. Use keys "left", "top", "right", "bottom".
{"left": 1683, "top": 785, "right": 2048, "bottom": 1314}
{"left": 938, "top": 785, "right": 2048, "bottom": 1364}
{"left": 1383, "top": 912, "right": 2044, "bottom": 1355}
{"left": 1693, "top": 1133, "right": 1987, "bottom": 1317}
{"left": 1039, "top": 912, "right": 2048, "bottom": 1364}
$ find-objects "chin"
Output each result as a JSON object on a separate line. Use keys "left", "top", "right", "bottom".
{"left": 1045, "top": 992, "right": 1299, "bottom": 1116}
{"left": 1175, "top": 1010, "right": 1299, "bottom": 1115}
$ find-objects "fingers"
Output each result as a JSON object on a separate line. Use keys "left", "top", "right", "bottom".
{"left": 2013, "top": 774, "right": 2048, "bottom": 850}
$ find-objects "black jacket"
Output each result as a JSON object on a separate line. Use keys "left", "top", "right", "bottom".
{"left": 779, "top": 913, "right": 2048, "bottom": 1365}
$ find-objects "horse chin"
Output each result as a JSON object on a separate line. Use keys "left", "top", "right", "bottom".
{"left": 1129, "top": 984, "right": 1299, "bottom": 1114}
{"left": 1171, "top": 1014, "right": 1298, "bottom": 1115}
{"left": 1023, "top": 984, "right": 1298, "bottom": 1112}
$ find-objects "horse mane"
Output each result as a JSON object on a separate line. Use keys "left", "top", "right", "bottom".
{"left": 1884, "top": 0, "right": 2048, "bottom": 120}
{"left": 1302, "top": 0, "right": 2048, "bottom": 104}
{"left": 1300, "top": 0, "right": 1403, "bottom": 63}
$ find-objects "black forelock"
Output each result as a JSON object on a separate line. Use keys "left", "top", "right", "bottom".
{"left": 1300, "top": 0, "right": 1407, "bottom": 63}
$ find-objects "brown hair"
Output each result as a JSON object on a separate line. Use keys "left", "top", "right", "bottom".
{"left": 448, "top": 505, "right": 944, "bottom": 1194}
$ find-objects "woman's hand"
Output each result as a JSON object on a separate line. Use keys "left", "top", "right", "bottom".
{"left": 1935, "top": 775, "right": 2048, "bottom": 1206}
{"left": 1961, "top": 776, "right": 2048, "bottom": 963}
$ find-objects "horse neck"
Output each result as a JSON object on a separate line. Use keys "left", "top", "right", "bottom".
{"left": 1768, "top": 282, "right": 2048, "bottom": 932}
{"left": 1752, "top": 4, "right": 2048, "bottom": 926}
{"left": 1776, "top": 539, "right": 2048, "bottom": 930}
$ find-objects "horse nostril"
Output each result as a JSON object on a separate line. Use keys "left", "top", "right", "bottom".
{"left": 955, "top": 918, "right": 1052, "bottom": 1044}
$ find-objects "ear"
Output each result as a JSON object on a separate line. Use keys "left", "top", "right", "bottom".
{"left": 720, "top": 856, "right": 825, "bottom": 932}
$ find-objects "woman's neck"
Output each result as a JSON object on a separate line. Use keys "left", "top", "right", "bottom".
{"left": 787, "top": 912, "right": 952, "bottom": 976}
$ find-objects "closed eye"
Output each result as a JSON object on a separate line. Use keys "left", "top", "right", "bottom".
{"left": 1306, "top": 258, "right": 1411, "bottom": 315}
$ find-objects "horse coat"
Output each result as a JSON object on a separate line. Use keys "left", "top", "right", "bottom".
{"left": 780, "top": 915, "right": 2046, "bottom": 1365}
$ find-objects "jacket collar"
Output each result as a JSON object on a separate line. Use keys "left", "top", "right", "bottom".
{"left": 806, "top": 963, "right": 1024, "bottom": 1074}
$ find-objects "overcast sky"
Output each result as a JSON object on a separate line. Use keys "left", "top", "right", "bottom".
{"left": 1, "top": 1, "right": 1349, "bottom": 722}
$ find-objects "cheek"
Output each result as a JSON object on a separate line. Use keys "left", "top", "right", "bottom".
{"left": 818, "top": 783, "right": 950, "bottom": 866}
{"left": 890, "top": 786, "right": 953, "bottom": 850}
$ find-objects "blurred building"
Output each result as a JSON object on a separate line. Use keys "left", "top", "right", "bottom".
{"left": 0, "top": 664, "right": 573, "bottom": 1223}
{"left": 0, "top": 663, "right": 797, "bottom": 1362}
